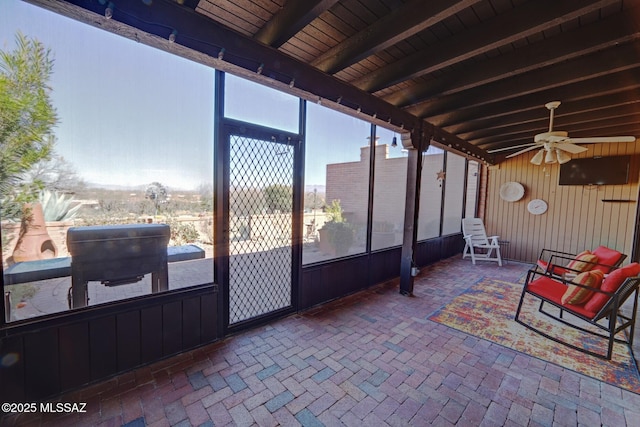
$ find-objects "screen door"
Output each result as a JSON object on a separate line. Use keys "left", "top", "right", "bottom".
{"left": 226, "top": 130, "right": 296, "bottom": 327}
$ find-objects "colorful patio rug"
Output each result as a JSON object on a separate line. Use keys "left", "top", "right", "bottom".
{"left": 429, "top": 277, "right": 640, "bottom": 394}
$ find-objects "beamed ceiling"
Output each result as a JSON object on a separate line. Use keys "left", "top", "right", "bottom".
{"left": 34, "top": 0, "right": 640, "bottom": 164}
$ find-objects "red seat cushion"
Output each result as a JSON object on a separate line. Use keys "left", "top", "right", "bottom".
{"left": 527, "top": 276, "right": 566, "bottom": 301}
{"left": 526, "top": 276, "right": 597, "bottom": 319}
{"left": 584, "top": 263, "right": 640, "bottom": 313}
{"left": 591, "top": 246, "right": 624, "bottom": 273}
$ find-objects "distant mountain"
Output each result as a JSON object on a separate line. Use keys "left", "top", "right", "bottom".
{"left": 86, "top": 181, "right": 324, "bottom": 194}
{"left": 83, "top": 182, "right": 147, "bottom": 191}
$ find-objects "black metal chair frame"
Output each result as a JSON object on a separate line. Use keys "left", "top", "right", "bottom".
{"left": 540, "top": 253, "right": 624, "bottom": 279}
{"left": 515, "top": 268, "right": 640, "bottom": 360}
{"left": 536, "top": 248, "right": 627, "bottom": 278}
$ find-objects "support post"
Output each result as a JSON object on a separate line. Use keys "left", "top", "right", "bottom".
{"left": 399, "top": 130, "right": 429, "bottom": 296}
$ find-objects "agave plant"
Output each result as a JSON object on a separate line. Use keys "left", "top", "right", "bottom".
{"left": 39, "top": 189, "right": 82, "bottom": 221}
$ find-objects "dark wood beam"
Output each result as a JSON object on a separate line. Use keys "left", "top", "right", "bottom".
{"left": 254, "top": 0, "right": 338, "bottom": 48}
{"left": 409, "top": 42, "right": 640, "bottom": 119}
{"left": 312, "top": 0, "right": 481, "bottom": 74}
{"left": 353, "top": 0, "right": 619, "bottom": 93}
{"left": 384, "top": 8, "right": 640, "bottom": 108}
{"left": 427, "top": 71, "right": 640, "bottom": 128}
{"left": 399, "top": 130, "right": 430, "bottom": 296}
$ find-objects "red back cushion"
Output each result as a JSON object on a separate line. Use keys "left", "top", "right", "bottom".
{"left": 584, "top": 263, "right": 640, "bottom": 313}
{"left": 566, "top": 250, "right": 598, "bottom": 272}
{"left": 561, "top": 270, "right": 604, "bottom": 305}
{"left": 591, "top": 246, "right": 624, "bottom": 273}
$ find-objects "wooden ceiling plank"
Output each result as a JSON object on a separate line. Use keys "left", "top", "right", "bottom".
{"left": 558, "top": 116, "right": 640, "bottom": 135}
{"left": 564, "top": 123, "right": 640, "bottom": 138}
{"left": 450, "top": 93, "right": 640, "bottom": 136}
{"left": 314, "top": 12, "right": 356, "bottom": 39}
{"left": 428, "top": 71, "right": 640, "bottom": 128}
{"left": 301, "top": 21, "right": 343, "bottom": 47}
{"left": 384, "top": 8, "right": 640, "bottom": 108}
{"left": 254, "top": 0, "right": 339, "bottom": 48}
{"left": 361, "top": 0, "right": 397, "bottom": 17}
{"left": 197, "top": 0, "right": 271, "bottom": 29}
{"left": 410, "top": 41, "right": 640, "bottom": 118}
{"left": 456, "top": 105, "right": 640, "bottom": 144}
{"left": 353, "top": 0, "right": 620, "bottom": 93}
{"left": 470, "top": 0, "right": 497, "bottom": 20}
{"left": 280, "top": 39, "right": 324, "bottom": 63}
{"left": 483, "top": 122, "right": 640, "bottom": 150}
{"left": 471, "top": 113, "right": 640, "bottom": 147}
{"left": 449, "top": 5, "right": 481, "bottom": 28}
{"left": 341, "top": 0, "right": 381, "bottom": 25}
{"left": 327, "top": 1, "right": 370, "bottom": 30}
{"left": 312, "top": 0, "right": 482, "bottom": 74}
{"left": 196, "top": 3, "right": 259, "bottom": 37}
{"left": 476, "top": 106, "right": 640, "bottom": 147}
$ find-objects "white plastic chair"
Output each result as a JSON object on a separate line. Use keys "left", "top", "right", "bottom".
{"left": 462, "top": 218, "right": 502, "bottom": 266}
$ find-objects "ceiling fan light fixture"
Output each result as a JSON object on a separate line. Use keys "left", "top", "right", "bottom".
{"left": 556, "top": 149, "right": 571, "bottom": 164}
{"left": 530, "top": 150, "right": 544, "bottom": 165}
{"left": 544, "top": 149, "right": 556, "bottom": 164}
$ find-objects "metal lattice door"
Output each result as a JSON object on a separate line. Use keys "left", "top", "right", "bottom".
{"left": 228, "top": 133, "right": 295, "bottom": 326}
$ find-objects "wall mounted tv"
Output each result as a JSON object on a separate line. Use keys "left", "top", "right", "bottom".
{"left": 558, "top": 155, "right": 631, "bottom": 186}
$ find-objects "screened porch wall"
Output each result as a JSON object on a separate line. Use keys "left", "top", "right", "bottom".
{"left": 483, "top": 142, "right": 640, "bottom": 263}
{"left": 1, "top": 0, "right": 478, "bottom": 403}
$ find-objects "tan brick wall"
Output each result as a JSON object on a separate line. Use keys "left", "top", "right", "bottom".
{"left": 327, "top": 144, "right": 407, "bottom": 227}
{"left": 326, "top": 147, "right": 477, "bottom": 245}
{"left": 326, "top": 156, "right": 369, "bottom": 225}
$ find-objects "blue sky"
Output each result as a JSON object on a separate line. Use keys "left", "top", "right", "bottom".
{"left": 1, "top": 0, "right": 215, "bottom": 190}
{"left": 0, "top": 0, "right": 403, "bottom": 191}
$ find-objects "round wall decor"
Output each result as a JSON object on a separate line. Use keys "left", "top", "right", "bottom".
{"left": 499, "top": 181, "right": 525, "bottom": 202}
{"left": 527, "top": 199, "right": 548, "bottom": 215}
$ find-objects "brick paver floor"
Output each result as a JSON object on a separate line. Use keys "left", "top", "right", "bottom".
{"left": 3, "top": 256, "right": 640, "bottom": 426}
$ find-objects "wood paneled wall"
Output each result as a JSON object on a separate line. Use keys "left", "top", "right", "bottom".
{"left": 300, "top": 235, "right": 461, "bottom": 309}
{"left": 484, "top": 142, "right": 640, "bottom": 263}
{"left": 0, "top": 286, "right": 219, "bottom": 402}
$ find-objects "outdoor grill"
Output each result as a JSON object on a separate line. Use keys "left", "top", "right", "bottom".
{"left": 67, "top": 224, "right": 170, "bottom": 308}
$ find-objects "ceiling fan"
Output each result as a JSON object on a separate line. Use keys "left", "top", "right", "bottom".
{"left": 489, "top": 101, "right": 636, "bottom": 165}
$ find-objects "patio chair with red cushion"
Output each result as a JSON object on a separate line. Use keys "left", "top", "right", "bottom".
{"left": 514, "top": 262, "right": 640, "bottom": 360}
{"left": 536, "top": 245, "right": 626, "bottom": 278}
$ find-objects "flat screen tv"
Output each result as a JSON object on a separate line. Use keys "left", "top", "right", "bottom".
{"left": 558, "top": 155, "right": 631, "bottom": 186}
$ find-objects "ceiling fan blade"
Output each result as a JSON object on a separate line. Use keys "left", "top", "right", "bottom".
{"left": 566, "top": 136, "right": 636, "bottom": 144}
{"left": 487, "top": 142, "right": 537, "bottom": 153}
{"left": 505, "top": 144, "right": 542, "bottom": 158}
{"left": 554, "top": 143, "right": 588, "bottom": 154}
